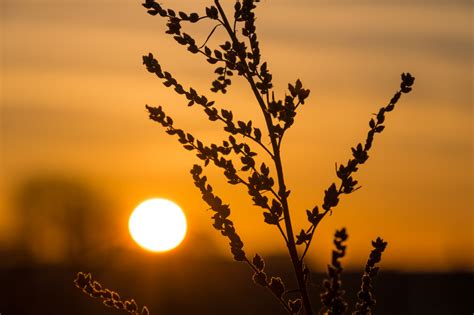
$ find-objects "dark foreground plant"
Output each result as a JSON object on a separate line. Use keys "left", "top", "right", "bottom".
{"left": 75, "top": 1, "right": 414, "bottom": 314}
{"left": 74, "top": 272, "right": 149, "bottom": 315}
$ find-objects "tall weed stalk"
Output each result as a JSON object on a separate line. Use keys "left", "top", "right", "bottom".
{"left": 75, "top": 1, "right": 415, "bottom": 314}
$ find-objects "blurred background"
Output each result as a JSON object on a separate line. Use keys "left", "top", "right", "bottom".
{"left": 1, "top": 0, "right": 472, "bottom": 314}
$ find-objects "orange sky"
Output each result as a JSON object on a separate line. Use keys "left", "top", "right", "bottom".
{"left": 1, "top": 0, "right": 472, "bottom": 271}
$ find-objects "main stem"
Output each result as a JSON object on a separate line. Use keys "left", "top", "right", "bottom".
{"left": 214, "top": 2, "right": 313, "bottom": 314}
{"left": 271, "top": 148, "right": 314, "bottom": 315}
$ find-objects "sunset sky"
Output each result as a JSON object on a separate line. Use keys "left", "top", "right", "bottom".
{"left": 1, "top": 0, "right": 472, "bottom": 271}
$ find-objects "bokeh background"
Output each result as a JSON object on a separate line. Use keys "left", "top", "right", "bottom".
{"left": 1, "top": 0, "right": 473, "bottom": 314}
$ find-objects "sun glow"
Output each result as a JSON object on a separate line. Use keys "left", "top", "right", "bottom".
{"left": 128, "top": 198, "right": 187, "bottom": 252}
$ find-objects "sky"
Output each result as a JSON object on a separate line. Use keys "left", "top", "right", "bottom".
{"left": 1, "top": 0, "right": 472, "bottom": 271}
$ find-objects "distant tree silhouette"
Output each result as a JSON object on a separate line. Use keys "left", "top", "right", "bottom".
{"left": 75, "top": 1, "right": 414, "bottom": 314}
{"left": 15, "top": 176, "right": 110, "bottom": 264}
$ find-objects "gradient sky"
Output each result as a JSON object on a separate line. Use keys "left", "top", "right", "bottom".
{"left": 1, "top": 0, "right": 472, "bottom": 271}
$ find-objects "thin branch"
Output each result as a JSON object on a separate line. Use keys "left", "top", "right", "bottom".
{"left": 198, "top": 24, "right": 222, "bottom": 49}
{"left": 243, "top": 256, "right": 294, "bottom": 314}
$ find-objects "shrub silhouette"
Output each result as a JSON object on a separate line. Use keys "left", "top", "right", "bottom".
{"left": 75, "top": 1, "right": 415, "bottom": 314}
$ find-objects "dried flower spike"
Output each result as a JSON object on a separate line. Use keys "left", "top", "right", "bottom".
{"left": 353, "top": 237, "right": 388, "bottom": 315}
{"left": 74, "top": 272, "right": 148, "bottom": 315}
{"left": 320, "top": 228, "right": 349, "bottom": 315}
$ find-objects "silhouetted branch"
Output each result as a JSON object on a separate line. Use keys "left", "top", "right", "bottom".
{"left": 198, "top": 23, "right": 222, "bottom": 49}
{"left": 74, "top": 272, "right": 149, "bottom": 315}
{"left": 191, "top": 164, "right": 246, "bottom": 261}
{"left": 145, "top": 104, "right": 287, "bottom": 244}
{"left": 247, "top": 254, "right": 297, "bottom": 314}
{"left": 299, "top": 73, "right": 415, "bottom": 263}
{"left": 142, "top": 53, "right": 274, "bottom": 158}
{"left": 353, "top": 237, "right": 388, "bottom": 315}
{"left": 191, "top": 166, "right": 294, "bottom": 312}
{"left": 320, "top": 228, "right": 349, "bottom": 315}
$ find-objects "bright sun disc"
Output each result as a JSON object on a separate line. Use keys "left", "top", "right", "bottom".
{"left": 129, "top": 198, "right": 187, "bottom": 252}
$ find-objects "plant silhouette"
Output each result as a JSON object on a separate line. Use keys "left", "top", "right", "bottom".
{"left": 75, "top": 1, "right": 415, "bottom": 314}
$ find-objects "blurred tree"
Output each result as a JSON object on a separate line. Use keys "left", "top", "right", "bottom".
{"left": 14, "top": 176, "right": 113, "bottom": 264}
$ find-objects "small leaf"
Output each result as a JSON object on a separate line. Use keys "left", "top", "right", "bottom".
{"left": 111, "top": 292, "right": 120, "bottom": 301}
{"left": 205, "top": 6, "right": 218, "bottom": 19}
{"left": 288, "top": 83, "right": 296, "bottom": 97}
{"left": 214, "top": 49, "right": 223, "bottom": 59}
{"left": 288, "top": 298, "right": 302, "bottom": 314}
{"left": 296, "top": 229, "right": 311, "bottom": 245}
{"left": 125, "top": 299, "right": 138, "bottom": 312}
{"left": 254, "top": 128, "right": 262, "bottom": 141}
{"left": 189, "top": 13, "right": 199, "bottom": 22}
{"left": 269, "top": 277, "right": 285, "bottom": 298}
{"left": 252, "top": 254, "right": 265, "bottom": 271}
{"left": 369, "top": 118, "right": 375, "bottom": 129}
{"left": 270, "top": 199, "right": 282, "bottom": 217}
{"left": 306, "top": 207, "right": 319, "bottom": 225}
{"left": 295, "top": 79, "right": 302, "bottom": 91}
{"left": 252, "top": 271, "right": 267, "bottom": 286}
{"left": 263, "top": 212, "right": 278, "bottom": 225}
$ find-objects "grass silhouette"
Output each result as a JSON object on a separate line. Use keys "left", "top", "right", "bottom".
{"left": 75, "top": 1, "right": 414, "bottom": 314}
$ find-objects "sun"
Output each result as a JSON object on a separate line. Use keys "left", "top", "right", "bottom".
{"left": 128, "top": 198, "right": 187, "bottom": 252}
